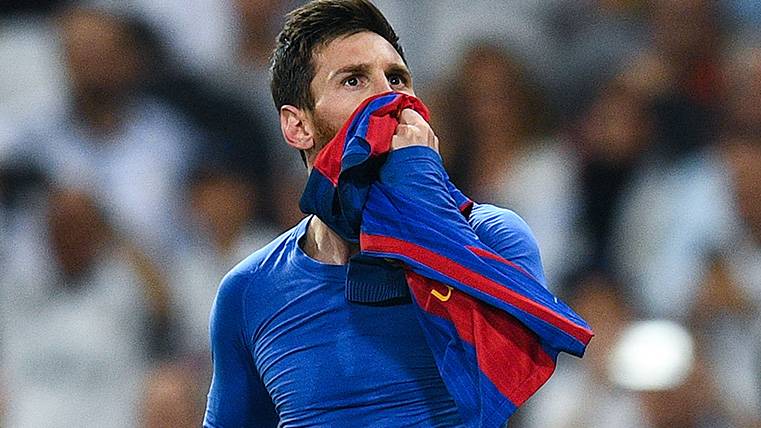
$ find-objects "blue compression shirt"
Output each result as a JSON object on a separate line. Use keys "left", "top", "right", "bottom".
{"left": 203, "top": 186, "right": 546, "bottom": 427}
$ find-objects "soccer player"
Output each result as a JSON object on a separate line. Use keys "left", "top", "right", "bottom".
{"left": 203, "top": 1, "right": 549, "bottom": 426}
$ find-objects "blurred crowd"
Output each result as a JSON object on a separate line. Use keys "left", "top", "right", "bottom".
{"left": 0, "top": 0, "right": 759, "bottom": 427}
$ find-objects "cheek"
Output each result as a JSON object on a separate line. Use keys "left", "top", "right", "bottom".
{"left": 315, "top": 92, "right": 365, "bottom": 131}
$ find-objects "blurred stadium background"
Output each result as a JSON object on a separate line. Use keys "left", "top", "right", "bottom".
{"left": 1, "top": 0, "right": 760, "bottom": 427}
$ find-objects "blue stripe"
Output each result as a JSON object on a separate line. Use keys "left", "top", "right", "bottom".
{"left": 361, "top": 177, "right": 590, "bottom": 355}
{"left": 347, "top": 93, "right": 399, "bottom": 142}
{"left": 412, "top": 303, "right": 518, "bottom": 428}
{"left": 341, "top": 93, "right": 400, "bottom": 172}
{"left": 300, "top": 94, "right": 592, "bottom": 426}
{"left": 361, "top": 246, "right": 587, "bottom": 356}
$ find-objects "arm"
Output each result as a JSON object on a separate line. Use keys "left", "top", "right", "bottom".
{"left": 375, "top": 144, "right": 548, "bottom": 291}
{"left": 391, "top": 108, "right": 546, "bottom": 286}
{"left": 467, "top": 203, "right": 548, "bottom": 288}
{"left": 203, "top": 273, "right": 278, "bottom": 428}
{"left": 380, "top": 108, "right": 548, "bottom": 289}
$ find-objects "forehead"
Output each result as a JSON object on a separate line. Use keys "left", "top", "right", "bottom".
{"left": 312, "top": 31, "right": 406, "bottom": 76}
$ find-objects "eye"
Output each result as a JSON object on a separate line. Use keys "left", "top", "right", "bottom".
{"left": 343, "top": 76, "right": 361, "bottom": 87}
{"left": 388, "top": 74, "right": 405, "bottom": 87}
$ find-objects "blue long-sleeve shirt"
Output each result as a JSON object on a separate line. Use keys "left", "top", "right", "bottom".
{"left": 203, "top": 189, "right": 546, "bottom": 426}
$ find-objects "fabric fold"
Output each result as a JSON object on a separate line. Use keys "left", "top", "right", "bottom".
{"left": 300, "top": 91, "right": 593, "bottom": 427}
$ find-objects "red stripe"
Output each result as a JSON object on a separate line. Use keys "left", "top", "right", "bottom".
{"left": 313, "top": 94, "right": 391, "bottom": 185}
{"left": 313, "top": 92, "right": 430, "bottom": 185}
{"left": 466, "top": 245, "right": 538, "bottom": 283}
{"left": 458, "top": 200, "right": 474, "bottom": 217}
{"left": 407, "top": 273, "right": 556, "bottom": 406}
{"left": 364, "top": 114, "right": 396, "bottom": 156}
{"left": 314, "top": 125, "right": 349, "bottom": 186}
{"left": 361, "top": 233, "right": 594, "bottom": 343}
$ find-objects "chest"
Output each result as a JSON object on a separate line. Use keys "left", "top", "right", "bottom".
{"left": 251, "top": 281, "right": 448, "bottom": 413}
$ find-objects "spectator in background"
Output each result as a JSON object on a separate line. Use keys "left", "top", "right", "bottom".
{"left": 614, "top": 321, "right": 735, "bottom": 428}
{"left": 576, "top": 79, "right": 654, "bottom": 269}
{"left": 520, "top": 270, "right": 739, "bottom": 428}
{"left": 0, "top": 187, "right": 170, "bottom": 427}
{"left": 611, "top": 45, "right": 761, "bottom": 320}
{"left": 691, "top": 132, "right": 761, "bottom": 425}
{"left": 609, "top": 46, "right": 761, "bottom": 425}
{"left": 137, "top": 163, "right": 279, "bottom": 428}
{"left": 210, "top": 0, "right": 307, "bottom": 228}
{"left": 622, "top": 0, "right": 724, "bottom": 160}
{"left": 690, "top": 253, "right": 761, "bottom": 426}
{"left": 11, "top": 6, "right": 197, "bottom": 254}
{"left": 610, "top": 138, "right": 733, "bottom": 319}
{"left": 371, "top": 0, "right": 553, "bottom": 93}
{"left": 140, "top": 362, "right": 205, "bottom": 428}
{"left": 219, "top": 0, "right": 290, "bottom": 131}
{"left": 170, "top": 163, "right": 278, "bottom": 358}
{"left": 125, "top": 9, "right": 279, "bottom": 225}
{"left": 539, "top": 0, "right": 648, "bottom": 116}
{"left": 637, "top": 356, "right": 734, "bottom": 428}
{"left": 434, "top": 41, "right": 585, "bottom": 287}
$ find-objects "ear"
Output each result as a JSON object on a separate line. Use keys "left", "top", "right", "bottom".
{"left": 280, "top": 105, "right": 315, "bottom": 151}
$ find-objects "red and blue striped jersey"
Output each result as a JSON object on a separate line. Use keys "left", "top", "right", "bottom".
{"left": 300, "top": 92, "right": 593, "bottom": 427}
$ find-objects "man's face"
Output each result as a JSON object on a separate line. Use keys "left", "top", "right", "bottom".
{"left": 307, "top": 31, "right": 414, "bottom": 148}
{"left": 59, "top": 9, "right": 140, "bottom": 98}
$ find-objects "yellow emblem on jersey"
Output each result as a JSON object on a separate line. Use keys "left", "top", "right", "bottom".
{"left": 431, "top": 285, "right": 453, "bottom": 302}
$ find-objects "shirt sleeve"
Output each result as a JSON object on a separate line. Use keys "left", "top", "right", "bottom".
{"left": 377, "top": 146, "right": 546, "bottom": 285}
{"left": 203, "top": 272, "right": 278, "bottom": 428}
{"left": 376, "top": 146, "right": 548, "bottom": 290}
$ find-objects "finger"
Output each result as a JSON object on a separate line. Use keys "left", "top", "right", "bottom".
{"left": 394, "top": 123, "right": 413, "bottom": 136}
{"left": 391, "top": 134, "right": 403, "bottom": 149}
{"left": 399, "top": 108, "right": 425, "bottom": 126}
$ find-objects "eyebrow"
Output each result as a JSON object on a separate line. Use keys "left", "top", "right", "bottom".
{"left": 328, "top": 63, "right": 372, "bottom": 81}
{"left": 327, "top": 62, "right": 413, "bottom": 83}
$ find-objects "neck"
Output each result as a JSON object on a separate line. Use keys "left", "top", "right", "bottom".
{"left": 302, "top": 216, "right": 358, "bottom": 265}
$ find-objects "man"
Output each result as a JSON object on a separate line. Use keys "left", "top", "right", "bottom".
{"left": 204, "top": 1, "right": 549, "bottom": 426}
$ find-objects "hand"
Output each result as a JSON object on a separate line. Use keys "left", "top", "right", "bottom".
{"left": 391, "top": 109, "right": 439, "bottom": 153}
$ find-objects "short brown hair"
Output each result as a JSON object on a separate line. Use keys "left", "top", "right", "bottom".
{"left": 270, "top": 0, "right": 405, "bottom": 112}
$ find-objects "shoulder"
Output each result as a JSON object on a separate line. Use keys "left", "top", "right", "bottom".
{"left": 468, "top": 203, "right": 547, "bottom": 286}
{"left": 469, "top": 203, "right": 535, "bottom": 239}
{"left": 212, "top": 229, "right": 294, "bottom": 322}
{"left": 215, "top": 226, "right": 295, "bottom": 303}
{"left": 211, "top": 221, "right": 306, "bottom": 331}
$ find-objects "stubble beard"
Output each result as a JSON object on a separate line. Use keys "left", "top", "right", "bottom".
{"left": 310, "top": 110, "right": 341, "bottom": 160}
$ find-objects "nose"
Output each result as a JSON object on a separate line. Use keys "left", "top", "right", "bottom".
{"left": 371, "top": 72, "right": 393, "bottom": 95}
